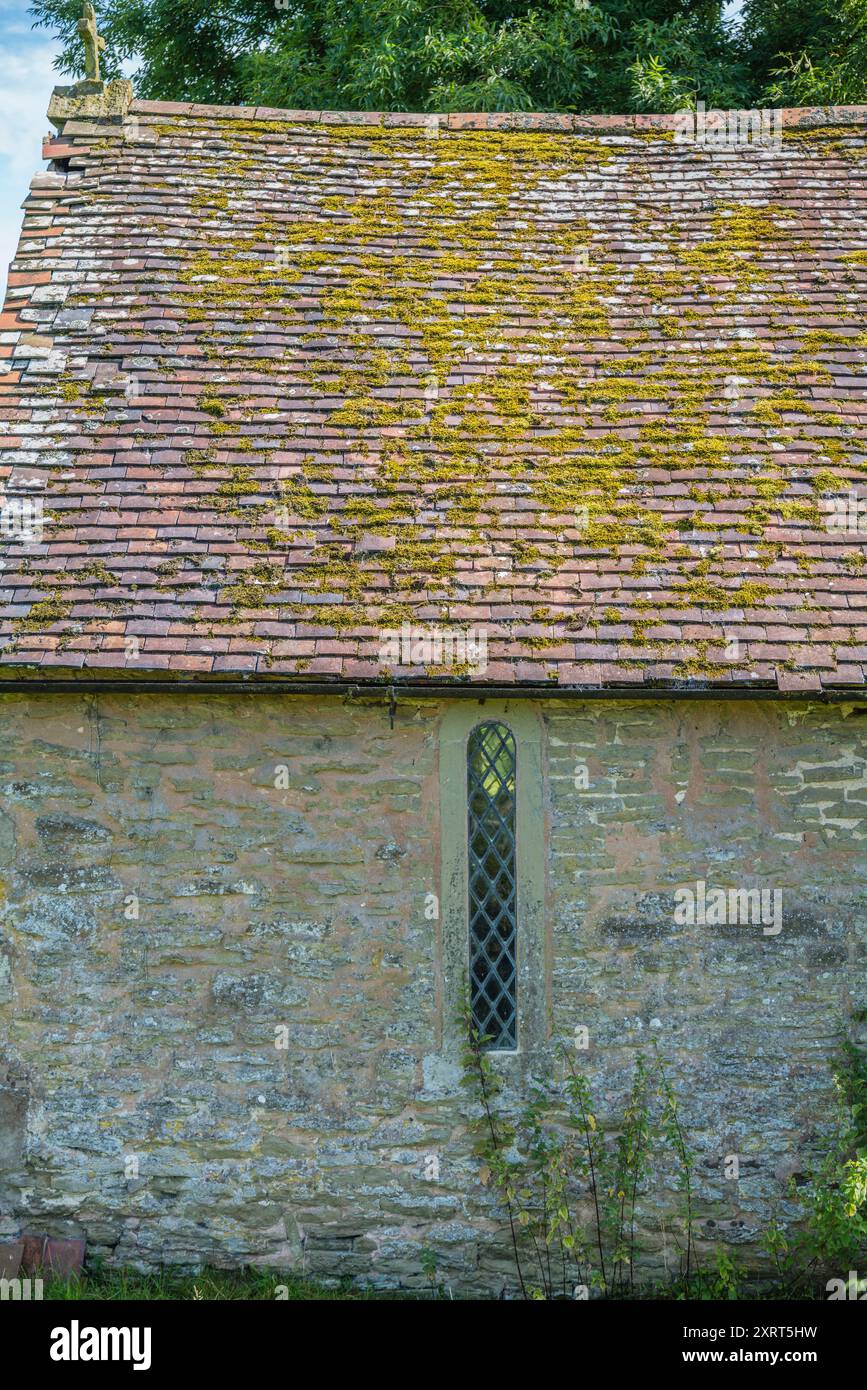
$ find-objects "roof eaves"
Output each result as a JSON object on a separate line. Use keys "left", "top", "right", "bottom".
{"left": 0, "top": 666, "right": 865, "bottom": 702}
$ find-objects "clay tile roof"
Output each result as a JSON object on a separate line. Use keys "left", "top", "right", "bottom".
{"left": 1, "top": 90, "right": 866, "bottom": 692}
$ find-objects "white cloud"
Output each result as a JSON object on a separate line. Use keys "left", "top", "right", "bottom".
{"left": 0, "top": 39, "right": 62, "bottom": 301}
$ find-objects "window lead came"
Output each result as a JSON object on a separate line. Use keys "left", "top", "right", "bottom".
{"left": 467, "top": 721, "right": 518, "bottom": 1050}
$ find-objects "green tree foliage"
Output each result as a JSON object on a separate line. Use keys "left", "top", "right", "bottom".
{"left": 30, "top": 0, "right": 867, "bottom": 112}
{"left": 740, "top": 0, "right": 867, "bottom": 106}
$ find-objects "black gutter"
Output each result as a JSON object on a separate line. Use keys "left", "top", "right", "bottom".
{"left": 0, "top": 678, "right": 864, "bottom": 703}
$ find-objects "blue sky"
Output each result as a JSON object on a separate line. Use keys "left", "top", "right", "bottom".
{"left": 1, "top": 0, "right": 746, "bottom": 301}
{"left": 0, "top": 0, "right": 62, "bottom": 299}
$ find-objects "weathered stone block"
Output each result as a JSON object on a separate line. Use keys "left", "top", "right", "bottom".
{"left": 0, "top": 1086, "right": 26, "bottom": 1169}
{"left": 0, "top": 1241, "right": 23, "bottom": 1278}
{"left": 0, "top": 693, "right": 863, "bottom": 1292}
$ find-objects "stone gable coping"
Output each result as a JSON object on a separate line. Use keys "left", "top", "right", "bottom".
{"left": 118, "top": 99, "right": 867, "bottom": 132}
{"left": 47, "top": 79, "right": 134, "bottom": 132}
{"left": 44, "top": 88, "right": 867, "bottom": 137}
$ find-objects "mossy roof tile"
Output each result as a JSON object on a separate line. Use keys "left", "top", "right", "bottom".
{"left": 2, "top": 95, "right": 867, "bottom": 691}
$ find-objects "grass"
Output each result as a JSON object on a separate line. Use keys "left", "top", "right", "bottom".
{"left": 40, "top": 1265, "right": 428, "bottom": 1301}
{"left": 27, "top": 1262, "right": 845, "bottom": 1301}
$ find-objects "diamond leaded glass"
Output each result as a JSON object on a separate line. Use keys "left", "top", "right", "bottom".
{"left": 467, "top": 722, "right": 517, "bottom": 1050}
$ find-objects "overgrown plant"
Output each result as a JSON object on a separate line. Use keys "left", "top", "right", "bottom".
{"left": 763, "top": 1038, "right": 867, "bottom": 1297}
{"left": 654, "top": 1040, "right": 697, "bottom": 1287}
{"left": 461, "top": 1000, "right": 659, "bottom": 1298}
{"left": 461, "top": 1005, "right": 867, "bottom": 1300}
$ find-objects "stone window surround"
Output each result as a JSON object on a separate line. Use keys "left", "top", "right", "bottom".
{"left": 438, "top": 700, "right": 547, "bottom": 1068}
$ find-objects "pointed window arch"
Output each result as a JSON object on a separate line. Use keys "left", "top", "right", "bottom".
{"left": 467, "top": 721, "right": 517, "bottom": 1050}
